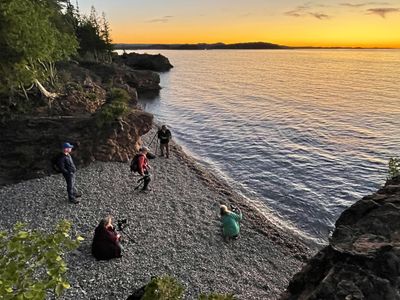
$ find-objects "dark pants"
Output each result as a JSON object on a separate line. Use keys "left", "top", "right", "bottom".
{"left": 63, "top": 172, "right": 77, "bottom": 201}
{"left": 142, "top": 171, "right": 151, "bottom": 190}
{"left": 160, "top": 142, "right": 169, "bottom": 157}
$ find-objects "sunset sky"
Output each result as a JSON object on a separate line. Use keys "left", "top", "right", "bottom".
{"left": 80, "top": 0, "right": 400, "bottom": 47}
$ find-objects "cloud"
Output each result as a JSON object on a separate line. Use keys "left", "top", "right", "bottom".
{"left": 367, "top": 7, "right": 400, "bottom": 17}
{"left": 284, "top": 4, "right": 331, "bottom": 19}
{"left": 146, "top": 16, "right": 173, "bottom": 23}
{"left": 285, "top": 9, "right": 304, "bottom": 17}
{"left": 309, "top": 12, "right": 330, "bottom": 19}
{"left": 340, "top": 2, "right": 390, "bottom": 7}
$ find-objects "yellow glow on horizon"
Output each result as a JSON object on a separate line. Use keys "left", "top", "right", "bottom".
{"left": 110, "top": 12, "right": 400, "bottom": 48}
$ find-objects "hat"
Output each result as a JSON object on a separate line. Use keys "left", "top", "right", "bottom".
{"left": 140, "top": 146, "right": 149, "bottom": 152}
{"left": 62, "top": 142, "right": 74, "bottom": 149}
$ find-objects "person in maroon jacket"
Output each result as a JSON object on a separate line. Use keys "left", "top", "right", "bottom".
{"left": 91, "top": 216, "right": 122, "bottom": 260}
{"left": 137, "top": 146, "right": 151, "bottom": 191}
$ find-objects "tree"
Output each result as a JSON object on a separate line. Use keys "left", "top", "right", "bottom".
{"left": 101, "top": 12, "right": 113, "bottom": 62}
{"left": 0, "top": 220, "right": 83, "bottom": 299}
{"left": 75, "top": 6, "right": 112, "bottom": 62}
{"left": 0, "top": 0, "right": 78, "bottom": 105}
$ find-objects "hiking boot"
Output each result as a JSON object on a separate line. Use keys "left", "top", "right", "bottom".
{"left": 141, "top": 187, "right": 152, "bottom": 192}
{"left": 69, "top": 199, "right": 80, "bottom": 204}
{"left": 74, "top": 193, "right": 82, "bottom": 198}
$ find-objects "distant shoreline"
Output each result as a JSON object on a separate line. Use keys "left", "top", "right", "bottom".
{"left": 114, "top": 42, "right": 397, "bottom": 51}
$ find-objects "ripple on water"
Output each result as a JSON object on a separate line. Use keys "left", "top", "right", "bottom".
{"left": 138, "top": 49, "right": 400, "bottom": 241}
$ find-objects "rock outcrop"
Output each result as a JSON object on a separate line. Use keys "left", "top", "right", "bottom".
{"left": 114, "top": 52, "right": 173, "bottom": 72}
{"left": 0, "top": 111, "right": 153, "bottom": 186}
{"left": 0, "top": 54, "right": 173, "bottom": 186}
{"left": 281, "top": 175, "right": 400, "bottom": 300}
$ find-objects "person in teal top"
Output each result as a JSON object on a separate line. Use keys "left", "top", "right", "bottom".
{"left": 220, "top": 204, "right": 242, "bottom": 240}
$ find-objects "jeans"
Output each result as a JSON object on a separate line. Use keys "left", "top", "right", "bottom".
{"left": 63, "top": 172, "right": 77, "bottom": 201}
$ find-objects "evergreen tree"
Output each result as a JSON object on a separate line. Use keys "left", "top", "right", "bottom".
{"left": 0, "top": 0, "right": 78, "bottom": 104}
{"left": 72, "top": 5, "right": 110, "bottom": 62}
{"left": 101, "top": 12, "right": 113, "bottom": 62}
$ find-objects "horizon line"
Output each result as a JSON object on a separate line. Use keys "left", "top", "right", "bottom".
{"left": 113, "top": 41, "right": 400, "bottom": 50}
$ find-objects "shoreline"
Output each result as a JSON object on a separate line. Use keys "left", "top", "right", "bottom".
{"left": 0, "top": 128, "right": 318, "bottom": 299}
{"left": 148, "top": 127, "right": 321, "bottom": 251}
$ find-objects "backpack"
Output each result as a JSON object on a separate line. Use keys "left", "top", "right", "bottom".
{"left": 130, "top": 153, "right": 144, "bottom": 173}
{"left": 51, "top": 152, "right": 64, "bottom": 173}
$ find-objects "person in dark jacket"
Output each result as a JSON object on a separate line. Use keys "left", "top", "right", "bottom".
{"left": 137, "top": 146, "right": 151, "bottom": 191}
{"left": 157, "top": 125, "right": 172, "bottom": 158}
{"left": 92, "top": 216, "right": 122, "bottom": 261}
{"left": 58, "top": 142, "right": 81, "bottom": 204}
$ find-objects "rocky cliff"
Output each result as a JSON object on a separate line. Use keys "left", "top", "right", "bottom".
{"left": 0, "top": 111, "right": 153, "bottom": 186}
{"left": 0, "top": 53, "right": 173, "bottom": 186}
{"left": 281, "top": 175, "right": 400, "bottom": 300}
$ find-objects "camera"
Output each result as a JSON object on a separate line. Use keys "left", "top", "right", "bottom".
{"left": 231, "top": 205, "right": 240, "bottom": 214}
{"left": 117, "top": 219, "right": 127, "bottom": 231}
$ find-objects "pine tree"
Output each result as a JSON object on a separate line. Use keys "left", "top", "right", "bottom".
{"left": 101, "top": 12, "right": 113, "bottom": 62}
{"left": 0, "top": 0, "right": 78, "bottom": 105}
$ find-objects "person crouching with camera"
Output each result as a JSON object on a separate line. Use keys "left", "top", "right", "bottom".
{"left": 92, "top": 216, "right": 122, "bottom": 260}
{"left": 220, "top": 204, "right": 243, "bottom": 241}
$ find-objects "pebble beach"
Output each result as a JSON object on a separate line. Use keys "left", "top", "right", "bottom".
{"left": 0, "top": 128, "right": 316, "bottom": 299}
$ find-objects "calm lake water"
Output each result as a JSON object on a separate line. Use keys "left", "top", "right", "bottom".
{"left": 133, "top": 49, "right": 400, "bottom": 243}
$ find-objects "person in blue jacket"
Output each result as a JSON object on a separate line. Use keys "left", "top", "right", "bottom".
{"left": 220, "top": 204, "right": 242, "bottom": 241}
{"left": 58, "top": 142, "right": 81, "bottom": 204}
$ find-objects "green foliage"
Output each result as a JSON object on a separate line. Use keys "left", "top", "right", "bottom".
{"left": 86, "top": 92, "right": 97, "bottom": 101}
{"left": 199, "top": 293, "right": 236, "bottom": 300}
{"left": 0, "top": 0, "right": 113, "bottom": 117}
{"left": 0, "top": 220, "right": 82, "bottom": 299}
{"left": 141, "top": 276, "right": 184, "bottom": 300}
{"left": 388, "top": 157, "right": 400, "bottom": 180}
{"left": 0, "top": 0, "right": 78, "bottom": 116}
{"left": 0, "top": 0, "right": 78, "bottom": 90}
{"left": 75, "top": 6, "right": 113, "bottom": 62}
{"left": 96, "top": 88, "right": 130, "bottom": 128}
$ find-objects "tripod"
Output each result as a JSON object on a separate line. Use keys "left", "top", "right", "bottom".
{"left": 133, "top": 176, "right": 145, "bottom": 190}
{"left": 148, "top": 131, "right": 159, "bottom": 156}
{"left": 148, "top": 131, "right": 157, "bottom": 147}
{"left": 119, "top": 227, "right": 135, "bottom": 243}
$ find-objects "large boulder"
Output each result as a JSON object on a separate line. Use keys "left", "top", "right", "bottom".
{"left": 0, "top": 111, "right": 153, "bottom": 186}
{"left": 281, "top": 176, "right": 400, "bottom": 300}
{"left": 114, "top": 52, "right": 173, "bottom": 72}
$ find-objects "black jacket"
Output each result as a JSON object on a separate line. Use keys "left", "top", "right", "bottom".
{"left": 58, "top": 153, "right": 77, "bottom": 175}
{"left": 157, "top": 129, "right": 172, "bottom": 144}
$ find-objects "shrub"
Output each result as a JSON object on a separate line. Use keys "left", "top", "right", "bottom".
{"left": 141, "top": 276, "right": 184, "bottom": 300}
{"left": 0, "top": 220, "right": 83, "bottom": 299}
{"left": 86, "top": 92, "right": 97, "bottom": 101}
{"left": 95, "top": 87, "right": 130, "bottom": 128}
{"left": 388, "top": 157, "right": 400, "bottom": 180}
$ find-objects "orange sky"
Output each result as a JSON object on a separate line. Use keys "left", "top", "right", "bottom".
{"left": 82, "top": 1, "right": 400, "bottom": 47}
